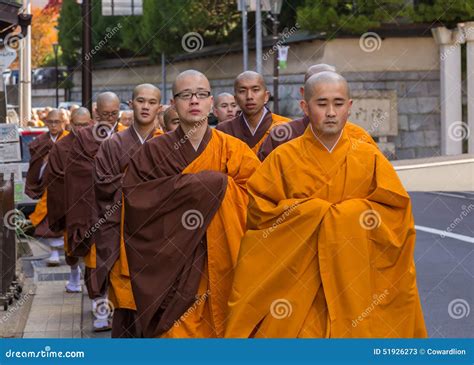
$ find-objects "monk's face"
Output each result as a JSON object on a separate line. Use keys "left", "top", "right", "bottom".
{"left": 214, "top": 95, "right": 239, "bottom": 123}
{"left": 234, "top": 77, "right": 269, "bottom": 117}
{"left": 164, "top": 109, "right": 180, "bottom": 132}
{"left": 131, "top": 88, "right": 161, "bottom": 126}
{"left": 96, "top": 100, "right": 120, "bottom": 125}
{"left": 119, "top": 111, "right": 134, "bottom": 127}
{"left": 44, "top": 111, "right": 65, "bottom": 136}
{"left": 301, "top": 81, "right": 352, "bottom": 137}
{"left": 71, "top": 114, "right": 92, "bottom": 133}
{"left": 172, "top": 75, "right": 213, "bottom": 125}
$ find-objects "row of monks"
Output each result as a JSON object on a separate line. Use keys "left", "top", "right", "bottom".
{"left": 24, "top": 64, "right": 427, "bottom": 338}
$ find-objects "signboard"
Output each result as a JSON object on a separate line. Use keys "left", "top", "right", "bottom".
{"left": 102, "top": 0, "right": 143, "bottom": 16}
{"left": 350, "top": 90, "right": 398, "bottom": 137}
{"left": 0, "top": 123, "right": 19, "bottom": 143}
{"left": 0, "top": 142, "right": 21, "bottom": 162}
{"left": 0, "top": 47, "right": 17, "bottom": 69}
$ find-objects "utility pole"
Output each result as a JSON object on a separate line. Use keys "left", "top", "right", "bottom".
{"left": 82, "top": 0, "right": 92, "bottom": 112}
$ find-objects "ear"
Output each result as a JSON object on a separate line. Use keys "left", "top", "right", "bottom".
{"left": 347, "top": 99, "right": 353, "bottom": 116}
{"left": 300, "top": 99, "right": 309, "bottom": 117}
{"left": 300, "top": 87, "right": 304, "bottom": 98}
{"left": 264, "top": 90, "right": 270, "bottom": 104}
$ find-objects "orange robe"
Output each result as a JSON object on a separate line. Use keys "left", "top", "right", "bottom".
{"left": 225, "top": 125, "right": 427, "bottom": 338}
{"left": 122, "top": 126, "right": 260, "bottom": 338}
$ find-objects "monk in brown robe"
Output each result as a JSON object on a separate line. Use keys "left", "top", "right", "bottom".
{"left": 65, "top": 92, "right": 125, "bottom": 332}
{"left": 94, "top": 84, "right": 163, "bottom": 338}
{"left": 216, "top": 71, "right": 290, "bottom": 154}
{"left": 163, "top": 106, "right": 180, "bottom": 133}
{"left": 122, "top": 70, "right": 260, "bottom": 338}
{"left": 44, "top": 108, "right": 93, "bottom": 292}
{"left": 26, "top": 109, "right": 68, "bottom": 266}
{"left": 225, "top": 72, "right": 427, "bottom": 338}
{"left": 258, "top": 64, "right": 378, "bottom": 161}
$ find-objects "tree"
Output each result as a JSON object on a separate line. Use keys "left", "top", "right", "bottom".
{"left": 57, "top": 0, "right": 82, "bottom": 67}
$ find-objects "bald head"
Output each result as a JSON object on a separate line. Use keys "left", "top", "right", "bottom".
{"left": 132, "top": 83, "right": 161, "bottom": 101}
{"left": 70, "top": 107, "right": 92, "bottom": 131}
{"left": 304, "top": 64, "right": 337, "bottom": 83}
{"left": 234, "top": 71, "right": 266, "bottom": 91}
{"left": 71, "top": 107, "right": 91, "bottom": 120}
{"left": 45, "top": 109, "right": 65, "bottom": 136}
{"left": 214, "top": 92, "right": 234, "bottom": 107}
{"left": 304, "top": 71, "right": 350, "bottom": 102}
{"left": 96, "top": 92, "right": 120, "bottom": 124}
{"left": 172, "top": 70, "right": 209, "bottom": 95}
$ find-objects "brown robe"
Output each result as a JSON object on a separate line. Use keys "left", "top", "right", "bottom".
{"left": 94, "top": 126, "right": 158, "bottom": 338}
{"left": 258, "top": 116, "right": 378, "bottom": 161}
{"left": 44, "top": 131, "right": 79, "bottom": 265}
{"left": 25, "top": 131, "right": 66, "bottom": 199}
{"left": 216, "top": 109, "right": 289, "bottom": 154}
{"left": 123, "top": 126, "right": 226, "bottom": 337}
{"left": 65, "top": 123, "right": 125, "bottom": 298}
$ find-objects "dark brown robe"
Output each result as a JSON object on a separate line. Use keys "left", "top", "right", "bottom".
{"left": 64, "top": 123, "right": 123, "bottom": 298}
{"left": 258, "top": 116, "right": 309, "bottom": 161}
{"left": 215, "top": 109, "right": 273, "bottom": 150}
{"left": 94, "top": 126, "right": 155, "bottom": 338}
{"left": 25, "top": 131, "right": 66, "bottom": 199}
{"left": 122, "top": 126, "right": 228, "bottom": 337}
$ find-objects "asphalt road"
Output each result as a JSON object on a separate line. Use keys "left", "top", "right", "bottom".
{"left": 410, "top": 192, "right": 473, "bottom": 338}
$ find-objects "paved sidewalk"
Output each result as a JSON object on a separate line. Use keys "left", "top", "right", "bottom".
{"left": 1, "top": 237, "right": 112, "bottom": 339}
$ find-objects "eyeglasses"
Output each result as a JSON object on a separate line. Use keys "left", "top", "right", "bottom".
{"left": 173, "top": 91, "right": 211, "bottom": 100}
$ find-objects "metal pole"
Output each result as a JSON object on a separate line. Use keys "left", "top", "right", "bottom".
{"left": 273, "top": 16, "right": 279, "bottom": 114}
{"left": 19, "top": 0, "right": 31, "bottom": 126}
{"left": 241, "top": 0, "right": 248, "bottom": 71}
{"left": 55, "top": 48, "right": 59, "bottom": 107}
{"left": 82, "top": 0, "right": 92, "bottom": 112}
{"left": 161, "top": 52, "right": 166, "bottom": 104}
{"left": 255, "top": 0, "right": 262, "bottom": 74}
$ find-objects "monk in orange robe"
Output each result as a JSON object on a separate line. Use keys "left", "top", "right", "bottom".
{"left": 94, "top": 84, "right": 163, "bottom": 338}
{"left": 122, "top": 70, "right": 260, "bottom": 338}
{"left": 45, "top": 107, "right": 93, "bottom": 292}
{"left": 258, "top": 64, "right": 377, "bottom": 161}
{"left": 26, "top": 109, "right": 68, "bottom": 266}
{"left": 225, "top": 72, "right": 427, "bottom": 338}
{"left": 65, "top": 92, "right": 126, "bottom": 332}
{"left": 216, "top": 71, "right": 290, "bottom": 154}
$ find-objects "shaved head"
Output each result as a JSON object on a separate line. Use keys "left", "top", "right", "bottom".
{"left": 304, "top": 71, "right": 350, "bottom": 102}
{"left": 132, "top": 83, "right": 161, "bottom": 101}
{"left": 96, "top": 91, "right": 120, "bottom": 107}
{"left": 304, "top": 64, "right": 337, "bottom": 83}
{"left": 172, "top": 70, "right": 209, "bottom": 95}
{"left": 46, "top": 109, "right": 61, "bottom": 120}
{"left": 71, "top": 107, "right": 91, "bottom": 121}
{"left": 214, "top": 92, "right": 234, "bottom": 107}
{"left": 45, "top": 109, "right": 65, "bottom": 136}
{"left": 234, "top": 71, "right": 266, "bottom": 91}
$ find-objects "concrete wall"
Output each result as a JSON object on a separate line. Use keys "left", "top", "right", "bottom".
{"left": 69, "top": 36, "right": 441, "bottom": 159}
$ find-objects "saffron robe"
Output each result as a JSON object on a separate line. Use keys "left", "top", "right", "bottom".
{"left": 225, "top": 125, "right": 427, "bottom": 338}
